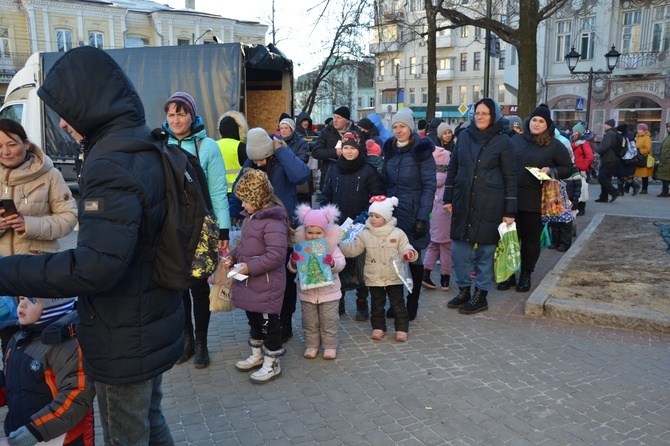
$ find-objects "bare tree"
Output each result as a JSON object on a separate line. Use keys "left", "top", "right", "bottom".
{"left": 435, "top": 0, "right": 571, "bottom": 118}
{"left": 299, "top": 0, "right": 373, "bottom": 114}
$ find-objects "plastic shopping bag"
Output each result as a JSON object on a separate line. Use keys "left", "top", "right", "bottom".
{"left": 208, "top": 259, "right": 234, "bottom": 312}
{"left": 390, "top": 254, "right": 414, "bottom": 293}
{"left": 494, "top": 222, "right": 521, "bottom": 283}
{"left": 540, "top": 223, "right": 551, "bottom": 250}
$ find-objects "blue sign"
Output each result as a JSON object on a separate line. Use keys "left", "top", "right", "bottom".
{"left": 467, "top": 103, "right": 475, "bottom": 116}
{"left": 576, "top": 98, "right": 585, "bottom": 111}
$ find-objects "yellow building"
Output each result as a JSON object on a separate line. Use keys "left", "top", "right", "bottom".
{"left": 0, "top": 0, "right": 267, "bottom": 99}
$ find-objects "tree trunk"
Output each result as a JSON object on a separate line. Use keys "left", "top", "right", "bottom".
{"left": 517, "top": 0, "right": 540, "bottom": 118}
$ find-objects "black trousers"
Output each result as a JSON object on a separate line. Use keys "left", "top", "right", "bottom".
{"left": 516, "top": 210, "right": 543, "bottom": 272}
{"left": 598, "top": 161, "right": 618, "bottom": 199}
{"left": 370, "top": 285, "right": 408, "bottom": 332}
{"left": 182, "top": 278, "right": 211, "bottom": 335}
{"left": 246, "top": 311, "right": 282, "bottom": 352}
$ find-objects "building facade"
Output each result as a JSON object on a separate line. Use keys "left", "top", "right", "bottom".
{"left": 0, "top": 0, "right": 266, "bottom": 100}
{"left": 542, "top": 0, "right": 669, "bottom": 143}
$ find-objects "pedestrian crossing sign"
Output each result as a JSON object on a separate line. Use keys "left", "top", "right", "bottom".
{"left": 576, "top": 98, "right": 585, "bottom": 111}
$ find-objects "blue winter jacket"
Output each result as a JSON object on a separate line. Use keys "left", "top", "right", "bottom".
{"left": 162, "top": 116, "right": 231, "bottom": 232}
{"left": 382, "top": 134, "right": 437, "bottom": 250}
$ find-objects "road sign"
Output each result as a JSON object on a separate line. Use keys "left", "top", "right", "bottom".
{"left": 467, "top": 103, "right": 475, "bottom": 117}
{"left": 576, "top": 98, "right": 585, "bottom": 111}
{"left": 458, "top": 103, "right": 468, "bottom": 116}
{"left": 385, "top": 113, "right": 392, "bottom": 121}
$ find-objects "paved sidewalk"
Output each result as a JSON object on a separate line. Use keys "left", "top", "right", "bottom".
{"left": 61, "top": 183, "right": 670, "bottom": 445}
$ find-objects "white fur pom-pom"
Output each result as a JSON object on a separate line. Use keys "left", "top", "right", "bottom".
{"left": 295, "top": 204, "right": 313, "bottom": 224}
{"left": 321, "top": 204, "right": 341, "bottom": 224}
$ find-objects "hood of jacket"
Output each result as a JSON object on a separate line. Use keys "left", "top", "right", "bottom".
{"left": 218, "top": 110, "right": 248, "bottom": 143}
{"left": 296, "top": 111, "right": 313, "bottom": 129}
{"left": 37, "top": 46, "right": 146, "bottom": 148}
{"left": 162, "top": 115, "right": 208, "bottom": 143}
{"left": 3, "top": 144, "right": 53, "bottom": 186}
{"left": 382, "top": 133, "right": 435, "bottom": 163}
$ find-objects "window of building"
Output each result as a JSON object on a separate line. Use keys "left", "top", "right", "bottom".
{"left": 177, "top": 38, "right": 190, "bottom": 46}
{"left": 510, "top": 46, "right": 517, "bottom": 65}
{"left": 409, "top": 87, "right": 416, "bottom": 104}
{"left": 499, "top": 50, "right": 506, "bottom": 70}
{"left": 55, "top": 29, "right": 73, "bottom": 52}
{"left": 393, "top": 58, "right": 400, "bottom": 76}
{"left": 446, "top": 86, "right": 453, "bottom": 105}
{"left": 369, "top": 97, "right": 375, "bottom": 108}
{"left": 379, "top": 59, "right": 385, "bottom": 76}
{"left": 125, "top": 35, "right": 149, "bottom": 48}
{"left": 409, "top": 56, "right": 417, "bottom": 75}
{"left": 88, "top": 32, "right": 104, "bottom": 49}
{"left": 651, "top": 6, "right": 670, "bottom": 53}
{"left": 460, "top": 86, "right": 467, "bottom": 104}
{"left": 474, "top": 27, "right": 482, "bottom": 40}
{"left": 461, "top": 26, "right": 469, "bottom": 38}
{"left": 437, "top": 20, "right": 452, "bottom": 37}
{"left": 460, "top": 53, "right": 467, "bottom": 71}
{"left": 435, "top": 87, "right": 440, "bottom": 104}
{"left": 498, "top": 84, "right": 505, "bottom": 103}
{"left": 622, "top": 10, "right": 642, "bottom": 53}
{"left": 0, "top": 27, "right": 10, "bottom": 59}
{"left": 421, "top": 87, "right": 428, "bottom": 104}
{"left": 579, "top": 17, "right": 595, "bottom": 60}
{"left": 422, "top": 56, "right": 428, "bottom": 73}
{"left": 501, "top": 15, "right": 508, "bottom": 25}
{"left": 381, "top": 90, "right": 396, "bottom": 104}
{"left": 358, "top": 97, "right": 363, "bottom": 108}
{"left": 555, "top": 20, "right": 571, "bottom": 62}
{"left": 437, "top": 58, "right": 454, "bottom": 70}
{"left": 473, "top": 85, "right": 481, "bottom": 102}
{"left": 473, "top": 52, "right": 481, "bottom": 71}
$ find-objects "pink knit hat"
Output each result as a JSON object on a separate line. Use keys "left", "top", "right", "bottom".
{"left": 637, "top": 123, "right": 648, "bottom": 132}
{"left": 296, "top": 204, "right": 340, "bottom": 233}
{"left": 366, "top": 139, "right": 382, "bottom": 156}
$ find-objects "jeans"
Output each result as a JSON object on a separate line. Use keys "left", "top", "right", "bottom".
{"left": 95, "top": 375, "right": 174, "bottom": 446}
{"left": 452, "top": 240, "right": 496, "bottom": 291}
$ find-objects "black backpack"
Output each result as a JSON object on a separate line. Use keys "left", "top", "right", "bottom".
{"left": 149, "top": 130, "right": 219, "bottom": 290}
{"left": 614, "top": 132, "right": 627, "bottom": 159}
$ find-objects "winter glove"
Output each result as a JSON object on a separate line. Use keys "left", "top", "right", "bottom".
{"left": 8, "top": 426, "right": 38, "bottom": 446}
{"left": 322, "top": 254, "right": 335, "bottom": 267}
{"left": 574, "top": 139, "right": 585, "bottom": 146}
{"left": 290, "top": 251, "right": 301, "bottom": 268}
{"left": 412, "top": 220, "right": 427, "bottom": 240}
{"left": 403, "top": 251, "right": 415, "bottom": 262}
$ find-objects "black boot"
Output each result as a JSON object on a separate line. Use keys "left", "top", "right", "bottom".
{"left": 515, "top": 269, "right": 532, "bottom": 292}
{"left": 175, "top": 330, "right": 194, "bottom": 364}
{"left": 631, "top": 181, "right": 641, "bottom": 196}
{"left": 557, "top": 223, "right": 572, "bottom": 252}
{"left": 496, "top": 274, "right": 517, "bottom": 291}
{"left": 447, "top": 286, "right": 470, "bottom": 308}
{"left": 280, "top": 316, "right": 293, "bottom": 343}
{"left": 421, "top": 269, "right": 436, "bottom": 289}
{"left": 459, "top": 287, "right": 488, "bottom": 314}
{"left": 440, "top": 274, "right": 450, "bottom": 291}
{"left": 355, "top": 298, "right": 369, "bottom": 321}
{"left": 194, "top": 332, "right": 210, "bottom": 369}
{"left": 576, "top": 201, "right": 586, "bottom": 217}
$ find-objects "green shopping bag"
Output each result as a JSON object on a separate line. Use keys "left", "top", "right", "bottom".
{"left": 494, "top": 222, "right": 521, "bottom": 283}
{"left": 540, "top": 224, "right": 551, "bottom": 250}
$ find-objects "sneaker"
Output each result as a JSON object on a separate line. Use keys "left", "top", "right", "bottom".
{"left": 323, "top": 349, "right": 337, "bottom": 360}
{"left": 395, "top": 331, "right": 408, "bottom": 342}
{"left": 371, "top": 329, "right": 384, "bottom": 340}
{"left": 639, "top": 190, "right": 648, "bottom": 194}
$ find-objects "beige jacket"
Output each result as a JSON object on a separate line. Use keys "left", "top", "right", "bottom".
{"left": 0, "top": 145, "right": 77, "bottom": 256}
{"left": 339, "top": 217, "right": 417, "bottom": 287}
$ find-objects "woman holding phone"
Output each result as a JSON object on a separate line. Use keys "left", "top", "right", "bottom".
{"left": 0, "top": 118, "right": 77, "bottom": 351}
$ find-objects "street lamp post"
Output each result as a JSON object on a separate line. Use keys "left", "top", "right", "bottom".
{"left": 192, "top": 28, "right": 212, "bottom": 44}
{"left": 395, "top": 62, "right": 400, "bottom": 112}
{"left": 565, "top": 45, "right": 621, "bottom": 129}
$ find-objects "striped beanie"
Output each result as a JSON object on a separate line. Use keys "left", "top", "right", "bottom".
{"left": 34, "top": 297, "right": 76, "bottom": 324}
{"left": 165, "top": 92, "right": 197, "bottom": 122}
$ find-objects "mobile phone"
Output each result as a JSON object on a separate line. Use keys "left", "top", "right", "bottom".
{"left": 0, "top": 199, "right": 18, "bottom": 217}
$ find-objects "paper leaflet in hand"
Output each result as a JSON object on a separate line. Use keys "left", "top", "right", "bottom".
{"left": 340, "top": 217, "right": 365, "bottom": 243}
{"left": 293, "top": 238, "right": 334, "bottom": 290}
{"left": 390, "top": 254, "right": 413, "bottom": 293}
{"left": 526, "top": 166, "right": 551, "bottom": 181}
{"left": 227, "top": 264, "right": 248, "bottom": 281}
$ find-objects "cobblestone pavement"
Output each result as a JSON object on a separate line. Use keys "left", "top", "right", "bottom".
{"left": 66, "top": 182, "right": 670, "bottom": 445}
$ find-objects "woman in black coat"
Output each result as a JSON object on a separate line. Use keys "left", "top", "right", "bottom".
{"left": 498, "top": 105, "right": 576, "bottom": 293}
{"left": 383, "top": 108, "right": 437, "bottom": 321}
{"left": 443, "top": 98, "right": 517, "bottom": 314}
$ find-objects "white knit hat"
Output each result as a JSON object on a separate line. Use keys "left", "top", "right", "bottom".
{"left": 391, "top": 108, "right": 415, "bottom": 132}
{"left": 246, "top": 128, "right": 275, "bottom": 161}
{"left": 279, "top": 118, "right": 295, "bottom": 131}
{"left": 368, "top": 195, "right": 398, "bottom": 222}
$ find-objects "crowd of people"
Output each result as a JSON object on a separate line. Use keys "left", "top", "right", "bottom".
{"left": 0, "top": 45, "right": 668, "bottom": 445}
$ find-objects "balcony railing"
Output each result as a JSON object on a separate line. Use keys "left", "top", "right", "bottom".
{"left": 616, "top": 52, "right": 662, "bottom": 70}
{"left": 0, "top": 53, "right": 31, "bottom": 76}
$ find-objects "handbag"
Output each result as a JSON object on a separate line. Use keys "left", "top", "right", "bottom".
{"left": 208, "top": 260, "right": 234, "bottom": 312}
{"left": 339, "top": 253, "right": 365, "bottom": 291}
{"left": 646, "top": 154, "right": 655, "bottom": 169}
{"left": 635, "top": 152, "right": 648, "bottom": 168}
{"left": 494, "top": 222, "right": 521, "bottom": 283}
{"left": 541, "top": 179, "right": 573, "bottom": 224}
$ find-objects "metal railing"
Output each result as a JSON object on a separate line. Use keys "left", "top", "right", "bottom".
{"left": 616, "top": 52, "right": 662, "bottom": 70}
{"left": 0, "top": 52, "right": 31, "bottom": 75}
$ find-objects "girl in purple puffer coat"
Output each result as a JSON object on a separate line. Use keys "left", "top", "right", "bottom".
{"left": 223, "top": 168, "right": 292, "bottom": 384}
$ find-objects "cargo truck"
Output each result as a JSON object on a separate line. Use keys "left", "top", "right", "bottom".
{"left": 0, "top": 43, "right": 293, "bottom": 181}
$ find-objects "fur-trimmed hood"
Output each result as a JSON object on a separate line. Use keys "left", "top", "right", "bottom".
{"left": 218, "top": 110, "right": 248, "bottom": 143}
{"left": 382, "top": 133, "right": 435, "bottom": 162}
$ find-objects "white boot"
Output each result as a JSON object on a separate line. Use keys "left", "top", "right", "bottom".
{"left": 249, "top": 347, "right": 284, "bottom": 384}
{"left": 235, "top": 339, "right": 263, "bottom": 371}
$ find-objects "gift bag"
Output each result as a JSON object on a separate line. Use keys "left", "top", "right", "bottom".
{"left": 540, "top": 223, "right": 551, "bottom": 250}
{"left": 340, "top": 254, "right": 365, "bottom": 291}
{"left": 647, "top": 154, "right": 655, "bottom": 169}
{"left": 541, "top": 179, "right": 572, "bottom": 224}
{"left": 494, "top": 222, "right": 521, "bottom": 283}
{"left": 208, "top": 260, "right": 234, "bottom": 312}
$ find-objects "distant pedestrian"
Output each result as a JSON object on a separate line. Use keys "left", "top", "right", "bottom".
{"left": 594, "top": 119, "right": 621, "bottom": 203}
{"left": 216, "top": 110, "right": 249, "bottom": 194}
{"left": 634, "top": 123, "right": 653, "bottom": 194}
{"left": 570, "top": 122, "right": 594, "bottom": 216}
{"left": 657, "top": 121, "right": 670, "bottom": 197}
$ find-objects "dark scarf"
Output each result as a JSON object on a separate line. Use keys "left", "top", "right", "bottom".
{"left": 336, "top": 153, "right": 366, "bottom": 175}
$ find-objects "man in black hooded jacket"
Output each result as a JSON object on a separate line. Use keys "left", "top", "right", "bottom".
{"left": 0, "top": 46, "right": 183, "bottom": 445}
